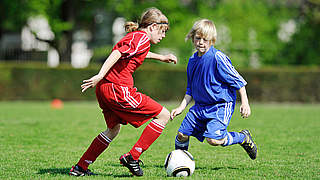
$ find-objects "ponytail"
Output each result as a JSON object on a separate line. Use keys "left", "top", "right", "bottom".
{"left": 124, "top": 7, "right": 169, "bottom": 33}
{"left": 125, "top": 21, "right": 139, "bottom": 33}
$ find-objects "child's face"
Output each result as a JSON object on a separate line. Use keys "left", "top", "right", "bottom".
{"left": 149, "top": 24, "right": 167, "bottom": 44}
{"left": 193, "top": 33, "right": 211, "bottom": 56}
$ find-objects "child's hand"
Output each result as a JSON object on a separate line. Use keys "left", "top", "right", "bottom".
{"left": 170, "top": 107, "right": 184, "bottom": 120}
{"left": 162, "top": 54, "right": 178, "bottom": 64}
{"left": 240, "top": 103, "right": 251, "bottom": 118}
{"left": 81, "top": 75, "right": 103, "bottom": 92}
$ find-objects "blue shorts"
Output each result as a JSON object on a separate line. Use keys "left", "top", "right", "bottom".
{"left": 178, "top": 102, "right": 235, "bottom": 142}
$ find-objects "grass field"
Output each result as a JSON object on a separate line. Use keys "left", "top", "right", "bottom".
{"left": 0, "top": 101, "right": 319, "bottom": 179}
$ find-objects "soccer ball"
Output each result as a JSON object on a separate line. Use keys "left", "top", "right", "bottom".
{"left": 164, "top": 149, "right": 195, "bottom": 177}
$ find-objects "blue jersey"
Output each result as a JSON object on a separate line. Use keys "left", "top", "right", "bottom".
{"left": 186, "top": 46, "right": 247, "bottom": 105}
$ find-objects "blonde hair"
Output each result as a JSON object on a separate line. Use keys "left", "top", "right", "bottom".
{"left": 125, "top": 7, "right": 169, "bottom": 33}
{"left": 186, "top": 19, "right": 217, "bottom": 45}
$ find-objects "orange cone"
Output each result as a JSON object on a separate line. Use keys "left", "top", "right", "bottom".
{"left": 51, "top": 99, "right": 63, "bottom": 109}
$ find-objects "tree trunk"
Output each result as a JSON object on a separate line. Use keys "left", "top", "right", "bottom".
{"left": 59, "top": 0, "right": 76, "bottom": 62}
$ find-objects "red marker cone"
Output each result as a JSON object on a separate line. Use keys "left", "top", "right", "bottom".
{"left": 51, "top": 99, "right": 63, "bottom": 109}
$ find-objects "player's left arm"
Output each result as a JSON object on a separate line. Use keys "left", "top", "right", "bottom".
{"left": 146, "top": 52, "right": 177, "bottom": 64}
{"left": 238, "top": 86, "right": 251, "bottom": 118}
{"left": 215, "top": 52, "right": 247, "bottom": 89}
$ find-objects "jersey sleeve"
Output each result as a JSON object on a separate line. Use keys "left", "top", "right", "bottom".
{"left": 215, "top": 51, "right": 247, "bottom": 90}
{"left": 116, "top": 32, "right": 150, "bottom": 58}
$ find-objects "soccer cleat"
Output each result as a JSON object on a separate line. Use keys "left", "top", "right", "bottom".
{"left": 119, "top": 153, "right": 144, "bottom": 176}
{"left": 69, "top": 164, "right": 96, "bottom": 176}
{"left": 240, "top": 129, "right": 257, "bottom": 160}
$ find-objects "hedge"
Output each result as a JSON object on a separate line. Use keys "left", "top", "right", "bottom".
{"left": 0, "top": 62, "right": 319, "bottom": 102}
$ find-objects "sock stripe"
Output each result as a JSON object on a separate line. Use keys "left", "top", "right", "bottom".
{"left": 151, "top": 120, "right": 165, "bottom": 130}
{"left": 99, "top": 133, "right": 112, "bottom": 143}
{"left": 97, "top": 137, "right": 109, "bottom": 146}
{"left": 223, "top": 133, "right": 233, "bottom": 146}
{"left": 227, "top": 133, "right": 233, "bottom": 145}
{"left": 148, "top": 124, "right": 162, "bottom": 134}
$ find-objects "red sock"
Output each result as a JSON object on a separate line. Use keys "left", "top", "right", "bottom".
{"left": 77, "top": 132, "right": 111, "bottom": 170}
{"left": 129, "top": 120, "right": 165, "bottom": 160}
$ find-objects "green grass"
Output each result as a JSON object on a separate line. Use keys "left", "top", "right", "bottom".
{"left": 0, "top": 101, "right": 319, "bottom": 179}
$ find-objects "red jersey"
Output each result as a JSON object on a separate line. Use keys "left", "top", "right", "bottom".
{"left": 105, "top": 31, "right": 150, "bottom": 87}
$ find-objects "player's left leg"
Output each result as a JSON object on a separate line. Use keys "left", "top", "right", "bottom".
{"left": 206, "top": 137, "right": 226, "bottom": 146}
{"left": 221, "top": 131, "right": 246, "bottom": 146}
{"left": 204, "top": 102, "right": 246, "bottom": 147}
{"left": 205, "top": 131, "right": 246, "bottom": 148}
{"left": 239, "top": 129, "right": 257, "bottom": 160}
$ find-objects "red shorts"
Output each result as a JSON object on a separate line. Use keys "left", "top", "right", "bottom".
{"left": 95, "top": 79, "right": 163, "bottom": 129}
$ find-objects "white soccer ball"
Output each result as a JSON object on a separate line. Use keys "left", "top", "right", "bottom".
{"left": 164, "top": 149, "right": 195, "bottom": 177}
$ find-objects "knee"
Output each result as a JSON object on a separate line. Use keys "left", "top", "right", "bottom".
{"left": 155, "top": 107, "right": 170, "bottom": 125}
{"left": 177, "top": 132, "right": 189, "bottom": 142}
{"left": 206, "top": 137, "right": 226, "bottom": 146}
{"left": 102, "top": 124, "right": 121, "bottom": 139}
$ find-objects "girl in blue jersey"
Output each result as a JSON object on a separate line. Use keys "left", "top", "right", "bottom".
{"left": 170, "top": 19, "right": 257, "bottom": 160}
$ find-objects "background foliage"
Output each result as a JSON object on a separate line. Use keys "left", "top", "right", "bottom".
{"left": 1, "top": 0, "right": 319, "bottom": 67}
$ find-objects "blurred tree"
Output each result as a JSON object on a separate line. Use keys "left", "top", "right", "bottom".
{"left": 104, "top": 0, "right": 197, "bottom": 64}
{"left": 0, "top": 0, "right": 109, "bottom": 62}
{"left": 0, "top": 0, "right": 318, "bottom": 66}
{"left": 35, "top": 0, "right": 107, "bottom": 62}
{"left": 200, "top": 0, "right": 299, "bottom": 67}
{"left": 0, "top": 0, "right": 34, "bottom": 39}
{"left": 105, "top": 0, "right": 299, "bottom": 67}
{"left": 279, "top": 0, "right": 320, "bottom": 65}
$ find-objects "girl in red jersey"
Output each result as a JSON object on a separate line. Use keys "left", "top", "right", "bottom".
{"left": 69, "top": 7, "right": 177, "bottom": 177}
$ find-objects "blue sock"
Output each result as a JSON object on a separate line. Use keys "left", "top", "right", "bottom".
{"left": 175, "top": 135, "right": 189, "bottom": 150}
{"left": 222, "top": 132, "right": 246, "bottom": 146}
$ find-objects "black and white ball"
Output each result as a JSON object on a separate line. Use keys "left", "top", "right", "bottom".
{"left": 164, "top": 149, "right": 195, "bottom": 177}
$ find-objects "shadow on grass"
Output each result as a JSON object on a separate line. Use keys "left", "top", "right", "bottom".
{"left": 106, "top": 163, "right": 167, "bottom": 177}
{"left": 37, "top": 168, "right": 70, "bottom": 175}
{"left": 37, "top": 162, "right": 167, "bottom": 178}
{"left": 154, "top": 164, "right": 240, "bottom": 172}
{"left": 37, "top": 166, "right": 133, "bottom": 178}
{"left": 196, "top": 166, "right": 240, "bottom": 171}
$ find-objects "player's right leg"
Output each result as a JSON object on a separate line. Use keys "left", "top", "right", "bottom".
{"left": 175, "top": 132, "right": 190, "bottom": 150}
{"left": 175, "top": 105, "right": 206, "bottom": 151}
{"left": 70, "top": 124, "right": 121, "bottom": 176}
{"left": 121, "top": 108, "right": 170, "bottom": 176}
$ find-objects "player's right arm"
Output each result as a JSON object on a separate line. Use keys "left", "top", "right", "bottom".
{"left": 170, "top": 94, "right": 193, "bottom": 119}
{"left": 81, "top": 50, "right": 121, "bottom": 92}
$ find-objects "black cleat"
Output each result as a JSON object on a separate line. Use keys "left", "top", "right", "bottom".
{"left": 69, "top": 164, "right": 96, "bottom": 176}
{"left": 119, "top": 153, "right": 144, "bottom": 176}
{"left": 240, "top": 130, "right": 257, "bottom": 160}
